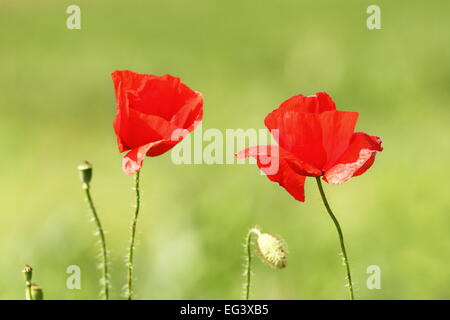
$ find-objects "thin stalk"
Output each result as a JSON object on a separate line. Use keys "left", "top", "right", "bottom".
{"left": 244, "top": 228, "right": 260, "bottom": 300}
{"left": 26, "top": 283, "right": 32, "bottom": 300}
{"left": 315, "top": 177, "right": 355, "bottom": 300}
{"left": 84, "top": 184, "right": 110, "bottom": 300}
{"left": 126, "top": 170, "right": 141, "bottom": 300}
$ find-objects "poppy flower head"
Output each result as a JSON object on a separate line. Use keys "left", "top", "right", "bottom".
{"left": 112, "top": 70, "right": 203, "bottom": 174}
{"left": 238, "top": 92, "right": 382, "bottom": 202}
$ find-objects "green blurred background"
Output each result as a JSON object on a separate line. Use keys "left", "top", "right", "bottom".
{"left": 0, "top": 0, "right": 449, "bottom": 300}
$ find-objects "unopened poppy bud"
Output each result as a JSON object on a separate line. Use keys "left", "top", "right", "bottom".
{"left": 255, "top": 232, "right": 288, "bottom": 269}
{"left": 28, "top": 284, "right": 44, "bottom": 300}
{"left": 78, "top": 161, "right": 93, "bottom": 186}
{"left": 22, "top": 265, "right": 33, "bottom": 284}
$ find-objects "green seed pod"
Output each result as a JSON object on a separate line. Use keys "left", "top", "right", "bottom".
{"left": 29, "top": 284, "right": 44, "bottom": 300}
{"left": 22, "top": 265, "right": 32, "bottom": 284}
{"left": 77, "top": 161, "right": 93, "bottom": 186}
{"left": 255, "top": 232, "right": 288, "bottom": 269}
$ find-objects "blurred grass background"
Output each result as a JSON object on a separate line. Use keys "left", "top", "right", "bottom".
{"left": 0, "top": 0, "right": 449, "bottom": 299}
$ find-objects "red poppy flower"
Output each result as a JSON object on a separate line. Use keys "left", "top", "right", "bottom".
{"left": 112, "top": 70, "right": 203, "bottom": 174}
{"left": 237, "top": 92, "right": 383, "bottom": 202}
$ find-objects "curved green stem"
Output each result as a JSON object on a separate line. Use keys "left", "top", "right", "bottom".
{"left": 84, "top": 184, "right": 110, "bottom": 300}
{"left": 126, "top": 170, "right": 141, "bottom": 300}
{"left": 244, "top": 228, "right": 260, "bottom": 300}
{"left": 315, "top": 177, "right": 355, "bottom": 300}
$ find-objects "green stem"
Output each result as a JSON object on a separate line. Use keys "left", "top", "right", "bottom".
{"left": 244, "top": 231, "right": 253, "bottom": 300}
{"left": 84, "top": 184, "right": 110, "bottom": 300}
{"left": 126, "top": 170, "right": 141, "bottom": 300}
{"left": 315, "top": 177, "right": 355, "bottom": 300}
{"left": 26, "top": 283, "right": 32, "bottom": 300}
{"left": 244, "top": 228, "right": 259, "bottom": 300}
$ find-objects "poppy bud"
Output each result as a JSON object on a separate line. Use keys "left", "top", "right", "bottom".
{"left": 255, "top": 232, "right": 288, "bottom": 269}
{"left": 27, "top": 284, "right": 44, "bottom": 300}
{"left": 77, "top": 161, "right": 93, "bottom": 187}
{"left": 22, "top": 265, "right": 32, "bottom": 284}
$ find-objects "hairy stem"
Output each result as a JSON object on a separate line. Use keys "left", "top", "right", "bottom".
{"left": 84, "top": 184, "right": 110, "bottom": 300}
{"left": 315, "top": 177, "right": 355, "bottom": 300}
{"left": 126, "top": 170, "right": 141, "bottom": 300}
{"left": 244, "top": 228, "right": 260, "bottom": 300}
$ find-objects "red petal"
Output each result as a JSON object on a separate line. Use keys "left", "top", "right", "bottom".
{"left": 277, "top": 92, "right": 336, "bottom": 114}
{"left": 122, "top": 132, "right": 191, "bottom": 174}
{"left": 323, "top": 132, "right": 383, "bottom": 184}
{"left": 112, "top": 70, "right": 203, "bottom": 156}
{"left": 236, "top": 146, "right": 309, "bottom": 202}
{"left": 320, "top": 111, "right": 359, "bottom": 170}
{"left": 122, "top": 143, "right": 155, "bottom": 175}
{"left": 119, "top": 108, "right": 180, "bottom": 150}
{"left": 353, "top": 154, "right": 375, "bottom": 177}
{"left": 265, "top": 110, "right": 357, "bottom": 171}
{"left": 112, "top": 71, "right": 202, "bottom": 121}
{"left": 170, "top": 92, "right": 204, "bottom": 129}
{"left": 146, "top": 135, "right": 186, "bottom": 157}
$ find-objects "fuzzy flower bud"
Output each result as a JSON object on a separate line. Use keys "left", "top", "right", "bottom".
{"left": 255, "top": 231, "right": 288, "bottom": 269}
